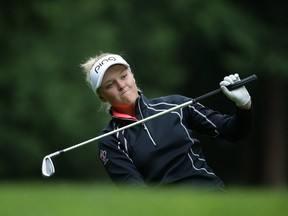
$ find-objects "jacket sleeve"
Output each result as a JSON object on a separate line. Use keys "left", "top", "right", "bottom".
{"left": 187, "top": 102, "right": 253, "bottom": 142}
{"left": 98, "top": 135, "right": 147, "bottom": 188}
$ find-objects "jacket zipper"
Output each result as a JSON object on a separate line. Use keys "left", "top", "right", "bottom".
{"left": 143, "top": 123, "right": 157, "bottom": 146}
{"left": 138, "top": 99, "right": 157, "bottom": 147}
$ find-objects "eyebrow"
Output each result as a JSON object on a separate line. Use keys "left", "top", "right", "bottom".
{"left": 103, "top": 67, "right": 128, "bottom": 85}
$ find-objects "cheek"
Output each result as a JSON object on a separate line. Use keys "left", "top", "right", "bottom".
{"left": 130, "top": 77, "right": 137, "bottom": 87}
{"left": 99, "top": 89, "right": 119, "bottom": 103}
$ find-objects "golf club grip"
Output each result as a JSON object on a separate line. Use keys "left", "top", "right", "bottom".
{"left": 227, "top": 74, "right": 258, "bottom": 90}
{"left": 193, "top": 74, "right": 257, "bottom": 103}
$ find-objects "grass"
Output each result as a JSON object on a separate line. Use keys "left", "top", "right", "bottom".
{"left": 0, "top": 182, "right": 287, "bottom": 216}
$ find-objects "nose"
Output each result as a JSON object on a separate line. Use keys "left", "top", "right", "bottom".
{"left": 117, "top": 80, "right": 125, "bottom": 90}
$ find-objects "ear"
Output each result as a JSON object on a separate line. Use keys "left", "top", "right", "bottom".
{"left": 97, "top": 91, "right": 107, "bottom": 102}
{"left": 98, "top": 94, "right": 107, "bottom": 102}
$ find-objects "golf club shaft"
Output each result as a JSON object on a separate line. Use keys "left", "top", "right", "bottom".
{"left": 46, "top": 74, "right": 257, "bottom": 159}
{"left": 47, "top": 99, "right": 193, "bottom": 158}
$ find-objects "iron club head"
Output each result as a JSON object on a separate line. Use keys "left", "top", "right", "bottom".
{"left": 42, "top": 156, "right": 55, "bottom": 177}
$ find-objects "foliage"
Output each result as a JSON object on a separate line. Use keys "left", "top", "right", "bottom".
{"left": 0, "top": 0, "right": 287, "bottom": 182}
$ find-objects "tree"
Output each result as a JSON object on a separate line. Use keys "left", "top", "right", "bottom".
{"left": 0, "top": 0, "right": 287, "bottom": 185}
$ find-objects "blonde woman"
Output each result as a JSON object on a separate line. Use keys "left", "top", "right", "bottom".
{"left": 81, "top": 53, "right": 253, "bottom": 189}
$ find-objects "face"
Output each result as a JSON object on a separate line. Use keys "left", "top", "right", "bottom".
{"left": 97, "top": 65, "right": 139, "bottom": 109}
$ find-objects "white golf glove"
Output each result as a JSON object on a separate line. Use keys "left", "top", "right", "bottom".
{"left": 220, "top": 74, "right": 251, "bottom": 107}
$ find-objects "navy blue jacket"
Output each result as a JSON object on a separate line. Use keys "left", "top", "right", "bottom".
{"left": 98, "top": 93, "right": 253, "bottom": 187}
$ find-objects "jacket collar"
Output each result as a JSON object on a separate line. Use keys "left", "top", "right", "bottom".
{"left": 109, "top": 91, "right": 148, "bottom": 121}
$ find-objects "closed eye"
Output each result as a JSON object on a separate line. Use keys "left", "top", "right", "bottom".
{"left": 105, "top": 81, "right": 115, "bottom": 89}
{"left": 121, "top": 74, "right": 127, "bottom": 79}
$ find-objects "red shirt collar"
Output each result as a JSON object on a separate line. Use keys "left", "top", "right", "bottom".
{"left": 112, "top": 109, "right": 138, "bottom": 121}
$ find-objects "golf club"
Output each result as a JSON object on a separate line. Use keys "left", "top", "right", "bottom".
{"left": 42, "top": 74, "right": 257, "bottom": 177}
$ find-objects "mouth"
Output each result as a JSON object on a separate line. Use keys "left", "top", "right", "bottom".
{"left": 120, "top": 90, "right": 129, "bottom": 96}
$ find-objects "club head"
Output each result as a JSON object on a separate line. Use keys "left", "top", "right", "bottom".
{"left": 42, "top": 156, "right": 55, "bottom": 177}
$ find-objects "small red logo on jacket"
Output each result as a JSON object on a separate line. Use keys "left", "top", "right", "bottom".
{"left": 100, "top": 149, "right": 109, "bottom": 165}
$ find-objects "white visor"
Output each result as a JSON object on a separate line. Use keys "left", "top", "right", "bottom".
{"left": 89, "top": 54, "right": 130, "bottom": 93}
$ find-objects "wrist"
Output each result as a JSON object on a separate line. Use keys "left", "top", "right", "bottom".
{"left": 237, "top": 100, "right": 252, "bottom": 110}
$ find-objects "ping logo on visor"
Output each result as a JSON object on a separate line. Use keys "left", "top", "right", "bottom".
{"left": 94, "top": 56, "right": 117, "bottom": 74}
{"left": 89, "top": 54, "right": 130, "bottom": 93}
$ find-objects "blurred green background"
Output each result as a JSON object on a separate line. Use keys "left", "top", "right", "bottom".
{"left": 0, "top": 0, "right": 287, "bottom": 188}
{"left": 1, "top": 182, "right": 288, "bottom": 216}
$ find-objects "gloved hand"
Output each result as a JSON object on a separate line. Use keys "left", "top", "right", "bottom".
{"left": 220, "top": 74, "right": 251, "bottom": 107}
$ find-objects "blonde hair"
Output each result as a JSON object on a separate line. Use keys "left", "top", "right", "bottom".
{"left": 81, "top": 52, "right": 113, "bottom": 111}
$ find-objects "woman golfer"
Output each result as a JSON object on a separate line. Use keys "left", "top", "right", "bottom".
{"left": 81, "top": 53, "right": 253, "bottom": 189}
